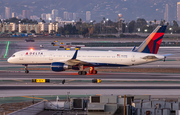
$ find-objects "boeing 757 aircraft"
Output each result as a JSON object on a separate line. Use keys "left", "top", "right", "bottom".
{"left": 8, "top": 25, "right": 167, "bottom": 75}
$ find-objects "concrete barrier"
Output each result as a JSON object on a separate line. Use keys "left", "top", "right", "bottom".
{"left": 8, "top": 101, "right": 45, "bottom": 115}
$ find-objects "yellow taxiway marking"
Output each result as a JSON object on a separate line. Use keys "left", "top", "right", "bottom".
{"left": 21, "top": 96, "right": 44, "bottom": 100}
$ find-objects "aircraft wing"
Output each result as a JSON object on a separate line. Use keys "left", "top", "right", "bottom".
{"left": 59, "top": 50, "right": 92, "bottom": 66}
{"left": 64, "top": 59, "right": 91, "bottom": 66}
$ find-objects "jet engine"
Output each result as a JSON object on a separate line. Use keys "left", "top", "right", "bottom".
{"left": 51, "top": 62, "right": 69, "bottom": 72}
{"left": 51, "top": 62, "right": 79, "bottom": 72}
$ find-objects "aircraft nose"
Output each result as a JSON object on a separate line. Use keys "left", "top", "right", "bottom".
{"left": 7, "top": 58, "right": 12, "bottom": 63}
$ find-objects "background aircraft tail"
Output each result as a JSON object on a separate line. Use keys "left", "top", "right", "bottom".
{"left": 135, "top": 25, "right": 167, "bottom": 54}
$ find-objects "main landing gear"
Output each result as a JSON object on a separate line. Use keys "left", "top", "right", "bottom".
{"left": 89, "top": 67, "right": 97, "bottom": 74}
{"left": 78, "top": 71, "right": 87, "bottom": 75}
{"left": 24, "top": 64, "right": 29, "bottom": 73}
{"left": 78, "top": 65, "right": 86, "bottom": 75}
{"left": 78, "top": 66, "right": 97, "bottom": 75}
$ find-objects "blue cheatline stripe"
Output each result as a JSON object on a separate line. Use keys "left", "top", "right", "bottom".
{"left": 3, "top": 41, "right": 10, "bottom": 58}
{"left": 84, "top": 63, "right": 128, "bottom": 67}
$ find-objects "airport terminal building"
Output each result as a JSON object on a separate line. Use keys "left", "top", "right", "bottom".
{"left": 0, "top": 21, "right": 76, "bottom": 34}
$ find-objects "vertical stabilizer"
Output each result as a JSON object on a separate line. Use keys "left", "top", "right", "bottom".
{"left": 135, "top": 25, "right": 167, "bottom": 54}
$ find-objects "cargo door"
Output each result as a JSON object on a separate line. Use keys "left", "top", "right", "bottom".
{"left": 131, "top": 54, "right": 135, "bottom": 64}
{"left": 49, "top": 54, "right": 53, "bottom": 60}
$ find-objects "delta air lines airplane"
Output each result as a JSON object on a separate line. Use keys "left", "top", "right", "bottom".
{"left": 8, "top": 25, "right": 167, "bottom": 75}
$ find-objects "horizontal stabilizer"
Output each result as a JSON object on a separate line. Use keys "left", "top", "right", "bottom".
{"left": 163, "top": 54, "right": 173, "bottom": 57}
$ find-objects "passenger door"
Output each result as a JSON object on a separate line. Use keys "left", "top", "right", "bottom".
{"left": 19, "top": 54, "right": 23, "bottom": 60}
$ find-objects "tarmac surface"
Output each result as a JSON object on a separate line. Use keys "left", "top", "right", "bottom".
{"left": 1, "top": 39, "right": 180, "bottom": 96}
{"left": 0, "top": 71, "right": 179, "bottom": 79}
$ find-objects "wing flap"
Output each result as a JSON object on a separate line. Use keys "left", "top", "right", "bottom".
{"left": 64, "top": 59, "right": 90, "bottom": 65}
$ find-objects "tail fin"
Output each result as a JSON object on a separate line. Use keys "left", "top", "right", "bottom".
{"left": 135, "top": 25, "right": 167, "bottom": 54}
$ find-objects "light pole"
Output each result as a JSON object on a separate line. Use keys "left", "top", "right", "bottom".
{"left": 106, "top": 18, "right": 109, "bottom": 26}
{"left": 49, "top": 18, "right": 52, "bottom": 23}
{"left": 144, "top": 29, "right": 148, "bottom": 33}
{"left": 106, "top": 18, "right": 109, "bottom": 34}
{"left": 169, "top": 28, "right": 172, "bottom": 34}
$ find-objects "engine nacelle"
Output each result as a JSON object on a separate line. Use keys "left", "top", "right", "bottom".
{"left": 51, "top": 62, "right": 69, "bottom": 72}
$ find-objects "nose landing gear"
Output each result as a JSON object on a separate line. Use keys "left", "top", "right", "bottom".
{"left": 164, "top": 56, "right": 166, "bottom": 62}
{"left": 24, "top": 64, "right": 29, "bottom": 73}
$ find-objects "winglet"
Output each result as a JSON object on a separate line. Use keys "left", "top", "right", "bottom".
{"left": 71, "top": 50, "right": 78, "bottom": 59}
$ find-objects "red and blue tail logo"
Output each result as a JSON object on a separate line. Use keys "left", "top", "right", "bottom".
{"left": 135, "top": 25, "right": 167, "bottom": 54}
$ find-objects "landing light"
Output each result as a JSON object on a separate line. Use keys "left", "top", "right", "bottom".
{"left": 30, "top": 48, "right": 34, "bottom": 51}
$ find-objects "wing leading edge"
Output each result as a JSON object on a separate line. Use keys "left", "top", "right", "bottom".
{"left": 62, "top": 50, "right": 91, "bottom": 66}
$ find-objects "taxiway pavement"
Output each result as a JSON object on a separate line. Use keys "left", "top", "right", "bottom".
{"left": 0, "top": 40, "right": 180, "bottom": 96}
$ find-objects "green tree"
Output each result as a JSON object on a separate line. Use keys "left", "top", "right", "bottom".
{"left": 160, "top": 20, "right": 164, "bottom": 25}
{"left": 93, "top": 20, "right": 96, "bottom": 24}
{"left": 163, "top": 20, "right": 166, "bottom": 24}
{"left": 136, "top": 18, "right": 147, "bottom": 28}
{"left": 63, "top": 24, "right": 78, "bottom": 35}
{"left": 82, "top": 28, "right": 89, "bottom": 36}
{"left": 173, "top": 20, "right": 178, "bottom": 27}
{"left": 154, "top": 19, "right": 157, "bottom": 24}
{"left": 30, "top": 30, "right": 36, "bottom": 33}
{"left": 21, "top": 30, "right": 27, "bottom": 33}
{"left": 42, "top": 20, "right": 46, "bottom": 23}
{"left": 122, "top": 23, "right": 126, "bottom": 33}
{"left": 149, "top": 21, "right": 152, "bottom": 25}
{"left": 57, "top": 27, "right": 64, "bottom": 35}
{"left": 4, "top": 30, "right": 9, "bottom": 33}
{"left": 103, "top": 17, "right": 105, "bottom": 21}
{"left": 21, "top": 18, "right": 38, "bottom": 24}
{"left": 50, "top": 30, "right": 56, "bottom": 34}
{"left": 128, "top": 20, "right": 135, "bottom": 33}
{"left": 64, "top": 24, "right": 73, "bottom": 35}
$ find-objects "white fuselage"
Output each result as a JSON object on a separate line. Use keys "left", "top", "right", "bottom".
{"left": 7, "top": 50, "right": 164, "bottom": 67}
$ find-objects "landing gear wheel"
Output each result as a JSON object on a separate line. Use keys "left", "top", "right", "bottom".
{"left": 24, "top": 64, "right": 29, "bottom": 73}
{"left": 78, "top": 71, "right": 87, "bottom": 75}
{"left": 25, "top": 70, "right": 29, "bottom": 73}
{"left": 82, "top": 71, "right": 87, "bottom": 75}
{"left": 78, "top": 71, "right": 82, "bottom": 75}
{"left": 89, "top": 70, "right": 97, "bottom": 74}
{"left": 94, "top": 70, "right": 97, "bottom": 74}
{"left": 89, "top": 70, "right": 93, "bottom": 74}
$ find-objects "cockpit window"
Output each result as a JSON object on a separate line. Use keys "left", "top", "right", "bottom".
{"left": 11, "top": 55, "right": 15, "bottom": 57}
